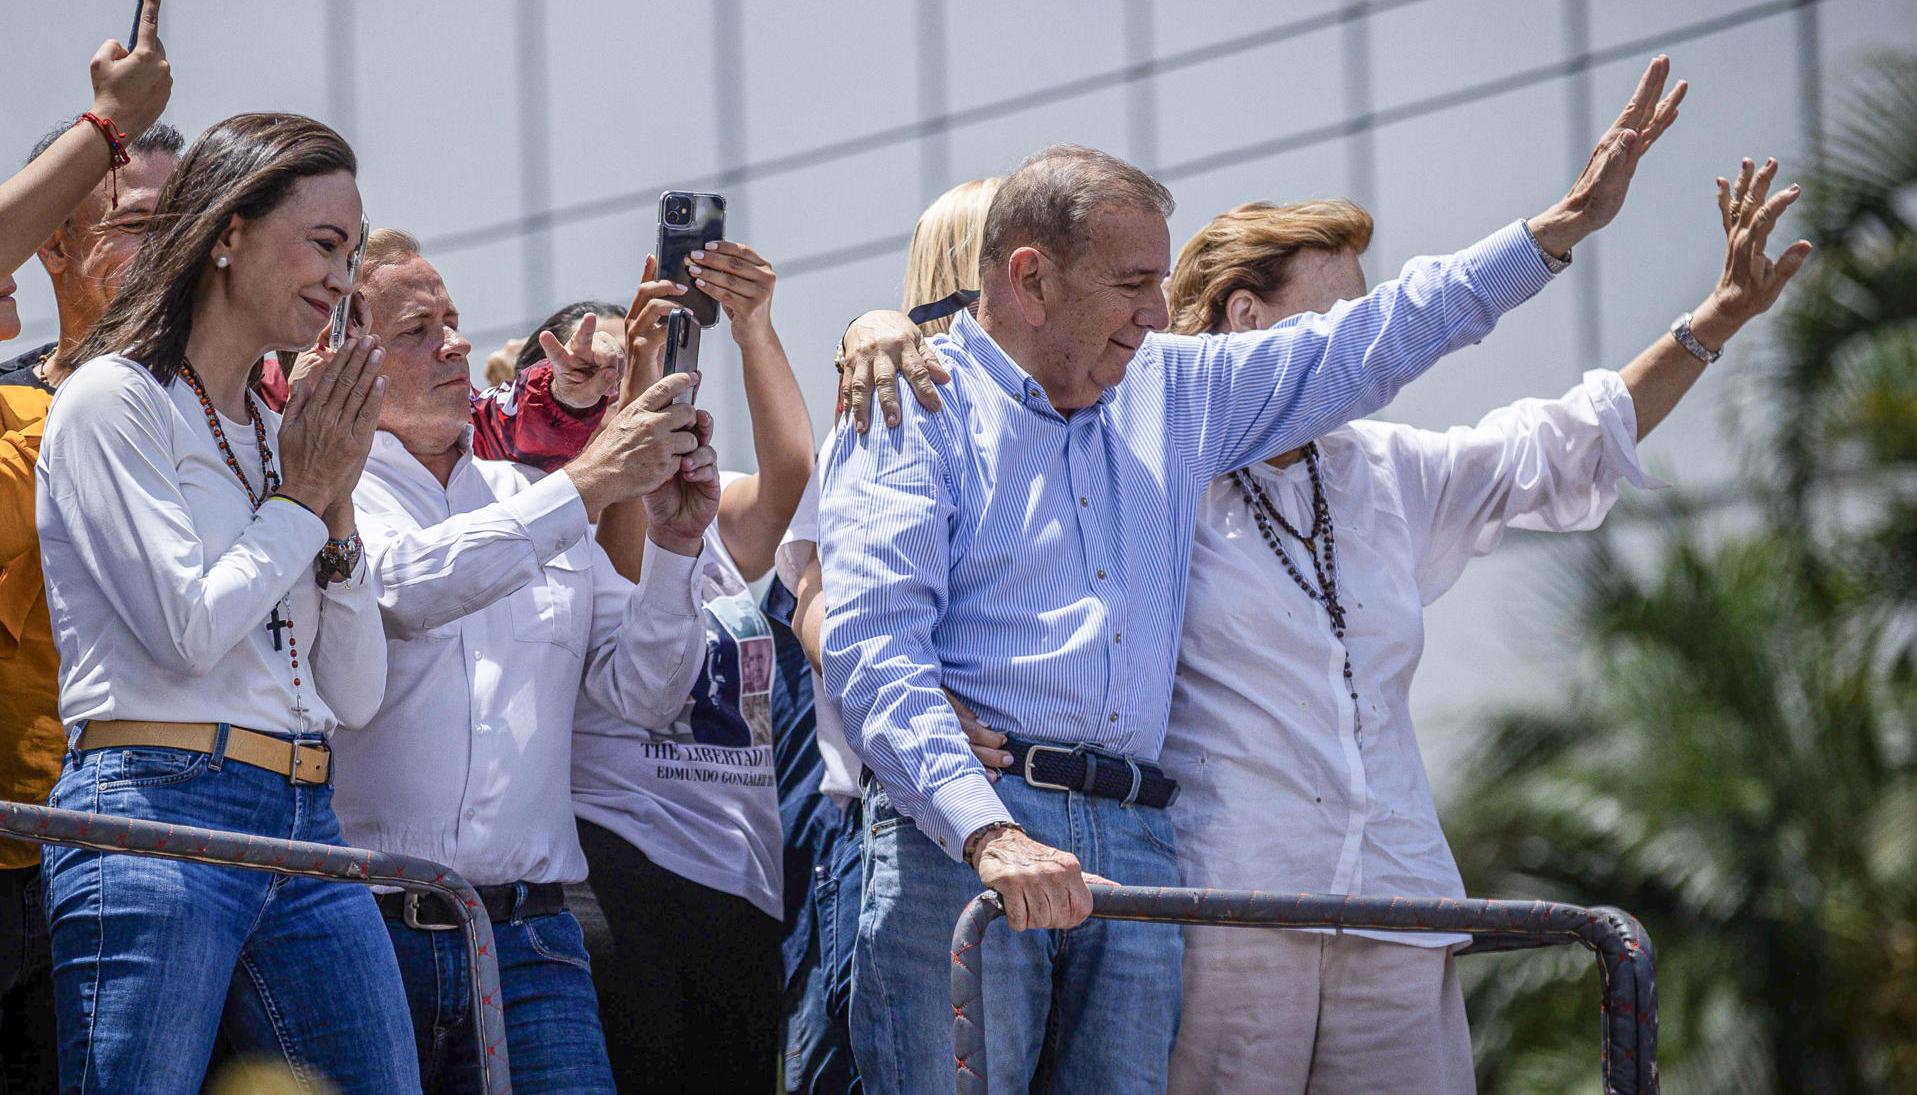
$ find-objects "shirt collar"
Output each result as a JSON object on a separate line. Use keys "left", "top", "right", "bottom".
{"left": 950, "top": 310, "right": 1118, "bottom": 417}
{"left": 368, "top": 425, "right": 474, "bottom": 485}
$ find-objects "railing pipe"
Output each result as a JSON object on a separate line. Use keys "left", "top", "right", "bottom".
{"left": 952, "top": 885, "right": 1656, "bottom": 1095}
{"left": 0, "top": 801, "right": 511, "bottom": 1095}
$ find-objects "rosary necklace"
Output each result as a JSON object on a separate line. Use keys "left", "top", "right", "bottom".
{"left": 180, "top": 363, "right": 308, "bottom": 732}
{"left": 1232, "top": 443, "right": 1364, "bottom": 743}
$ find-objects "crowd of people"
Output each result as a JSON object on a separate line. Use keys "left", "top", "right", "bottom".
{"left": 0, "top": 5, "right": 1814, "bottom": 1094}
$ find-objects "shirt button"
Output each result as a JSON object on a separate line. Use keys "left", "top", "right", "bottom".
{"left": 463, "top": 808, "right": 476, "bottom": 819}
{"left": 1079, "top": 497, "right": 1089, "bottom": 508}
{"left": 1113, "top": 632, "right": 1122, "bottom": 644}
{"left": 1096, "top": 569, "right": 1107, "bottom": 580}
{"left": 1109, "top": 712, "right": 1119, "bottom": 723}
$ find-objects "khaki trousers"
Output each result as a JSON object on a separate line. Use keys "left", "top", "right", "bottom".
{"left": 1168, "top": 927, "right": 1475, "bottom": 1095}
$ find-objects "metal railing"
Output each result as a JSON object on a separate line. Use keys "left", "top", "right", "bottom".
{"left": 951, "top": 886, "right": 1657, "bottom": 1095}
{"left": 0, "top": 801, "right": 512, "bottom": 1095}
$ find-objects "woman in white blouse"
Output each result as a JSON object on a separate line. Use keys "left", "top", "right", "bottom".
{"left": 1147, "top": 161, "right": 1809, "bottom": 1094}
{"left": 35, "top": 114, "right": 415, "bottom": 1093}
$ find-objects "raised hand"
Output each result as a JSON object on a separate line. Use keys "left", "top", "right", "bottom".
{"left": 91, "top": 0, "right": 172, "bottom": 140}
{"left": 278, "top": 335, "right": 387, "bottom": 516}
{"left": 839, "top": 309, "right": 952, "bottom": 432}
{"left": 615, "top": 255, "right": 691, "bottom": 407}
{"left": 684, "top": 241, "right": 779, "bottom": 346}
{"left": 1530, "top": 55, "right": 1686, "bottom": 257}
{"left": 542, "top": 312, "right": 626, "bottom": 411}
{"left": 1695, "top": 157, "right": 1813, "bottom": 341}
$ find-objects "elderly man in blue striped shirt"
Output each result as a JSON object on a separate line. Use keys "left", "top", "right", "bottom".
{"left": 821, "top": 100, "right": 1663, "bottom": 1088}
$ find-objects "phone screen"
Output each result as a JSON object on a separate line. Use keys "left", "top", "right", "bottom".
{"left": 656, "top": 192, "right": 726, "bottom": 329}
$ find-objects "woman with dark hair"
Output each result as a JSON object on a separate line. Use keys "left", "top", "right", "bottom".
{"left": 36, "top": 112, "right": 416, "bottom": 1093}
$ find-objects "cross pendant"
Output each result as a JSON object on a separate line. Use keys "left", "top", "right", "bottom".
{"left": 291, "top": 691, "right": 310, "bottom": 733}
{"left": 266, "top": 607, "right": 290, "bottom": 651}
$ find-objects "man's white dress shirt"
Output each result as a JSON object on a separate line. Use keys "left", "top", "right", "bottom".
{"left": 1162, "top": 370, "right": 1657, "bottom": 947}
{"left": 332, "top": 430, "right": 704, "bottom": 886}
{"left": 37, "top": 356, "right": 386, "bottom": 738}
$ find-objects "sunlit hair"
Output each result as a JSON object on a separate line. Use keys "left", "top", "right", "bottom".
{"left": 1166, "top": 198, "right": 1374, "bottom": 336}
{"left": 71, "top": 113, "right": 356, "bottom": 384}
{"left": 360, "top": 227, "right": 422, "bottom": 280}
{"left": 980, "top": 145, "right": 1174, "bottom": 274}
{"left": 902, "top": 177, "right": 1000, "bottom": 335}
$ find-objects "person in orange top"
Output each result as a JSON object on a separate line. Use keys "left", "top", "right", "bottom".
{"left": 0, "top": 1, "right": 172, "bottom": 1083}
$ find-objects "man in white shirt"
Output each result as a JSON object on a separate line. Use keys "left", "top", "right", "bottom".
{"left": 330, "top": 229, "right": 719, "bottom": 1094}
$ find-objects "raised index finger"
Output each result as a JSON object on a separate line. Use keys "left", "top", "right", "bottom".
{"left": 136, "top": 0, "right": 164, "bottom": 57}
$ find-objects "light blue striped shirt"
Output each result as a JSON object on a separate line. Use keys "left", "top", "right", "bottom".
{"left": 819, "top": 221, "right": 1554, "bottom": 858}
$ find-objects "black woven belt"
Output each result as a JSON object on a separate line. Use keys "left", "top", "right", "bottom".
{"left": 377, "top": 880, "right": 567, "bottom": 931}
{"left": 1001, "top": 736, "right": 1179, "bottom": 809}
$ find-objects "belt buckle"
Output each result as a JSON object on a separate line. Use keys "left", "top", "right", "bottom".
{"left": 288, "top": 741, "right": 330, "bottom": 786}
{"left": 1021, "top": 744, "right": 1081, "bottom": 792}
{"left": 402, "top": 891, "right": 460, "bottom": 932}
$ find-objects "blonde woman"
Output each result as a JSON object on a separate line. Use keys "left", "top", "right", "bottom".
{"left": 772, "top": 175, "right": 997, "bottom": 1093}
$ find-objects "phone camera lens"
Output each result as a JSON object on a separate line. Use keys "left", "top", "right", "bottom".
{"left": 666, "top": 196, "right": 692, "bottom": 226}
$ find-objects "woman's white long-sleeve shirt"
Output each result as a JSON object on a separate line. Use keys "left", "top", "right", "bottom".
{"left": 1161, "top": 370, "right": 1658, "bottom": 947}
{"left": 36, "top": 355, "right": 387, "bottom": 738}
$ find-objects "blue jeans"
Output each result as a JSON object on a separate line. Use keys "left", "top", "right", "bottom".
{"left": 852, "top": 775, "right": 1184, "bottom": 1094}
{"left": 384, "top": 901, "right": 612, "bottom": 1095}
{"left": 43, "top": 741, "right": 419, "bottom": 1095}
{"left": 764, "top": 575, "right": 864, "bottom": 1092}
{"left": 782, "top": 798, "right": 863, "bottom": 1094}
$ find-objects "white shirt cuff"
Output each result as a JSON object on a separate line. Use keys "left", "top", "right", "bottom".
{"left": 927, "top": 772, "right": 1014, "bottom": 864}
{"left": 633, "top": 537, "right": 703, "bottom": 619}
{"left": 507, "top": 470, "right": 590, "bottom": 563}
{"left": 1582, "top": 369, "right": 1668, "bottom": 492}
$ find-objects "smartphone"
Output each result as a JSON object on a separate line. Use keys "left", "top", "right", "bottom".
{"left": 656, "top": 191, "right": 726, "bottom": 329}
{"left": 128, "top": 0, "right": 143, "bottom": 49}
{"left": 661, "top": 308, "right": 700, "bottom": 406}
{"left": 329, "top": 215, "right": 370, "bottom": 348}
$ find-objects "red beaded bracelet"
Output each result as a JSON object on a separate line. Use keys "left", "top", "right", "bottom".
{"left": 77, "top": 112, "right": 131, "bottom": 209}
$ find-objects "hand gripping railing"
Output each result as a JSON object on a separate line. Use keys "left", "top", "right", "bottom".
{"left": 952, "top": 886, "right": 1657, "bottom": 1095}
{"left": 0, "top": 801, "right": 511, "bottom": 1095}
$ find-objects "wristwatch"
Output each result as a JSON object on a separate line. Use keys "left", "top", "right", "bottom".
{"left": 1669, "top": 312, "right": 1722, "bottom": 365}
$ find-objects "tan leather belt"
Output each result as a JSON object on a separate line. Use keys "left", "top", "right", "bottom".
{"left": 79, "top": 720, "right": 331, "bottom": 785}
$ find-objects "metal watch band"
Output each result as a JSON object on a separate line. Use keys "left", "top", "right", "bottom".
{"left": 1669, "top": 312, "right": 1722, "bottom": 364}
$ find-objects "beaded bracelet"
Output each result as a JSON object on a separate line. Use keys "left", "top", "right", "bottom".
{"left": 315, "top": 532, "right": 364, "bottom": 588}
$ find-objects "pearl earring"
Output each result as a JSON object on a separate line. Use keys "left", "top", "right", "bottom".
{"left": 215, "top": 256, "right": 230, "bottom": 269}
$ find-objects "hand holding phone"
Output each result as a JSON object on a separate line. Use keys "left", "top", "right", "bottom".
{"left": 662, "top": 308, "right": 700, "bottom": 406}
